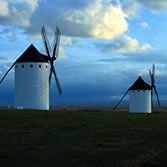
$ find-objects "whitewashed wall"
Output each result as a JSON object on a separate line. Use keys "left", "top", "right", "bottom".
{"left": 129, "top": 90, "right": 151, "bottom": 113}
{"left": 15, "top": 62, "right": 49, "bottom": 110}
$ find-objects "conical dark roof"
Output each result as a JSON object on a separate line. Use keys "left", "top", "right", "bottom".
{"left": 16, "top": 44, "right": 48, "bottom": 63}
{"left": 128, "top": 76, "right": 151, "bottom": 90}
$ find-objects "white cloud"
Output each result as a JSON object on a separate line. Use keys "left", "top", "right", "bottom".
{"left": 96, "top": 35, "right": 151, "bottom": 53}
{"left": 0, "top": 0, "right": 9, "bottom": 16}
{"left": 8, "top": 0, "right": 38, "bottom": 11}
{"left": 123, "top": 0, "right": 167, "bottom": 14}
{"left": 118, "top": 36, "right": 151, "bottom": 53}
{"left": 61, "top": 37, "right": 72, "bottom": 46}
{"left": 137, "top": 69, "right": 149, "bottom": 76}
{"left": 58, "top": 47, "right": 67, "bottom": 59}
{"left": 65, "top": 0, "right": 128, "bottom": 39}
{"left": 122, "top": 0, "right": 140, "bottom": 18}
{"left": 0, "top": 0, "right": 39, "bottom": 27}
{"left": 140, "top": 43, "right": 151, "bottom": 50}
{"left": 140, "top": 21, "right": 149, "bottom": 29}
{"left": 138, "top": 0, "right": 167, "bottom": 11}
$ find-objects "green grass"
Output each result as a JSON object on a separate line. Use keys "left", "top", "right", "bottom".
{"left": 0, "top": 110, "right": 167, "bottom": 166}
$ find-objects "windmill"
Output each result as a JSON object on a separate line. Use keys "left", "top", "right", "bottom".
{"left": 112, "top": 76, "right": 152, "bottom": 113}
{"left": 149, "top": 64, "right": 160, "bottom": 110}
{"left": 113, "top": 65, "right": 160, "bottom": 113}
{"left": 0, "top": 25, "right": 62, "bottom": 110}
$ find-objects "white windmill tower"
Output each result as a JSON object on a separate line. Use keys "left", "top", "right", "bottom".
{"left": 128, "top": 76, "right": 152, "bottom": 113}
{"left": 0, "top": 26, "right": 62, "bottom": 110}
{"left": 113, "top": 65, "right": 160, "bottom": 113}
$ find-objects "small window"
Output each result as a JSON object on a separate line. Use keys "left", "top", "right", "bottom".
{"left": 39, "top": 65, "right": 41, "bottom": 68}
{"left": 138, "top": 90, "right": 140, "bottom": 92}
{"left": 46, "top": 65, "right": 48, "bottom": 68}
{"left": 15, "top": 65, "right": 18, "bottom": 68}
{"left": 143, "top": 90, "right": 145, "bottom": 92}
{"left": 30, "top": 64, "right": 33, "bottom": 68}
{"left": 22, "top": 65, "right": 24, "bottom": 68}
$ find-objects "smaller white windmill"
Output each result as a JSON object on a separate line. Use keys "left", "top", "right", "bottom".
{"left": 113, "top": 64, "right": 160, "bottom": 113}
{"left": 128, "top": 76, "right": 152, "bottom": 113}
{"left": 0, "top": 26, "right": 62, "bottom": 110}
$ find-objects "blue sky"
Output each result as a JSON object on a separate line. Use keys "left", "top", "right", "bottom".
{"left": 1, "top": 0, "right": 167, "bottom": 105}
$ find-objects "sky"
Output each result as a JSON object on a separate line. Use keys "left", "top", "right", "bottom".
{"left": 1, "top": 0, "right": 167, "bottom": 105}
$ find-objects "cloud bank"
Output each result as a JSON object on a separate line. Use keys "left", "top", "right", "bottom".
{"left": 0, "top": 0, "right": 39, "bottom": 27}
{"left": 123, "top": 0, "right": 167, "bottom": 18}
{"left": 138, "top": 0, "right": 167, "bottom": 11}
{"left": 0, "top": 0, "right": 129, "bottom": 39}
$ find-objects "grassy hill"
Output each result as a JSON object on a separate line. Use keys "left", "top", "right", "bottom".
{"left": 0, "top": 109, "right": 167, "bottom": 166}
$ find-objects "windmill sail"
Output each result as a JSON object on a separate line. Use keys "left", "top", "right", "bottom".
{"left": 149, "top": 64, "right": 160, "bottom": 107}
{"left": 52, "top": 26, "right": 60, "bottom": 59}
{"left": 41, "top": 26, "right": 51, "bottom": 59}
{"left": 52, "top": 66, "right": 62, "bottom": 95}
{"left": 0, "top": 60, "right": 17, "bottom": 84}
{"left": 112, "top": 90, "right": 129, "bottom": 112}
{"left": 153, "top": 86, "right": 160, "bottom": 106}
{"left": 41, "top": 25, "right": 62, "bottom": 95}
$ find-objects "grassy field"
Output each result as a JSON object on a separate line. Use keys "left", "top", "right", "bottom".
{"left": 0, "top": 109, "right": 167, "bottom": 166}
